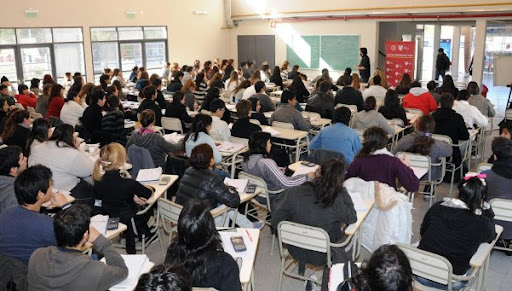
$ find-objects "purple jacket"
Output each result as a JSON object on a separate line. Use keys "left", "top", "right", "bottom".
{"left": 346, "top": 154, "right": 419, "bottom": 192}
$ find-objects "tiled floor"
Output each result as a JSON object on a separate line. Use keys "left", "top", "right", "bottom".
{"left": 140, "top": 100, "right": 511, "bottom": 291}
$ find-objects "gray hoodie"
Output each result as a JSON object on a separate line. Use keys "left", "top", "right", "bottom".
{"left": 126, "top": 132, "right": 184, "bottom": 168}
{"left": 28, "top": 235, "right": 128, "bottom": 291}
{"left": 242, "top": 154, "right": 307, "bottom": 191}
{"left": 0, "top": 175, "right": 17, "bottom": 215}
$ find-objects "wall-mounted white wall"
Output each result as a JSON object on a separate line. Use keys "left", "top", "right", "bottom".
{"left": 0, "top": 0, "right": 229, "bottom": 82}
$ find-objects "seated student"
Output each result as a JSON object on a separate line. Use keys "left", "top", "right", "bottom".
{"left": 136, "top": 265, "right": 192, "bottom": 291}
{"left": 467, "top": 81, "right": 496, "bottom": 118}
{"left": 233, "top": 80, "right": 251, "bottom": 103}
{"left": 417, "top": 176, "right": 496, "bottom": 289}
{"left": 165, "top": 199, "right": 243, "bottom": 291}
{"left": 243, "top": 131, "right": 312, "bottom": 193}
{"left": 135, "top": 71, "right": 149, "bottom": 91}
{"left": 165, "top": 91, "right": 193, "bottom": 129}
{"left": 209, "top": 99, "right": 231, "bottom": 141}
{"left": 395, "top": 73, "right": 412, "bottom": 95}
{"left": 29, "top": 124, "right": 95, "bottom": 205}
{"left": 393, "top": 115, "right": 452, "bottom": 181}
{"left": 378, "top": 89, "right": 408, "bottom": 126}
{"left": 60, "top": 90, "right": 86, "bottom": 127}
{"left": 224, "top": 71, "right": 240, "bottom": 95}
{"left": 334, "top": 75, "right": 364, "bottom": 111}
{"left": 248, "top": 97, "right": 269, "bottom": 126}
{"left": 269, "top": 66, "right": 283, "bottom": 89}
{"left": 432, "top": 93, "right": 469, "bottom": 170}
{"left": 402, "top": 81, "right": 437, "bottom": 115}
{"left": 489, "top": 121, "right": 512, "bottom": 163}
{"left": 30, "top": 78, "right": 41, "bottom": 96}
{"left": 249, "top": 81, "right": 275, "bottom": 113}
{"left": 152, "top": 78, "right": 168, "bottom": 110}
{"left": 242, "top": 71, "right": 261, "bottom": 100}
{"left": 176, "top": 144, "right": 261, "bottom": 228}
{"left": 207, "top": 73, "right": 224, "bottom": 91}
{"left": 182, "top": 79, "right": 197, "bottom": 111}
{"left": 93, "top": 143, "right": 152, "bottom": 254}
{"left": 0, "top": 98, "right": 7, "bottom": 129}
{"left": 269, "top": 90, "right": 310, "bottom": 131}
{"left": 288, "top": 75, "right": 311, "bottom": 103}
{"left": 271, "top": 159, "right": 357, "bottom": 273}
{"left": 199, "top": 87, "right": 231, "bottom": 124}
{"left": 454, "top": 89, "right": 488, "bottom": 128}
{"left": 35, "top": 84, "right": 52, "bottom": 116}
{"left": 436, "top": 74, "right": 459, "bottom": 97}
{"left": 26, "top": 118, "right": 51, "bottom": 157}
{"left": 362, "top": 75, "right": 387, "bottom": 101}
{"left": 127, "top": 109, "right": 183, "bottom": 168}
{"left": 129, "top": 66, "right": 139, "bottom": 83}
{"left": 101, "top": 96, "right": 127, "bottom": 145}
{"left": 309, "top": 107, "right": 361, "bottom": 164}
{"left": 1, "top": 109, "right": 32, "bottom": 150}
{"left": 427, "top": 80, "right": 441, "bottom": 104}
{"left": 0, "top": 85, "right": 15, "bottom": 108}
{"left": 306, "top": 81, "right": 335, "bottom": 120}
{"left": 193, "top": 72, "right": 208, "bottom": 102}
{"left": 352, "top": 244, "right": 414, "bottom": 291}
{"left": 352, "top": 96, "right": 395, "bottom": 135}
{"left": 81, "top": 86, "right": 106, "bottom": 138}
{"left": 0, "top": 165, "right": 68, "bottom": 265}
{"left": 368, "top": 68, "right": 389, "bottom": 89}
{"left": 167, "top": 71, "right": 184, "bottom": 93}
{"left": 482, "top": 137, "right": 512, "bottom": 247}
{"left": 46, "top": 84, "right": 65, "bottom": 119}
{"left": 0, "top": 146, "right": 27, "bottom": 214}
{"left": 288, "top": 64, "right": 300, "bottom": 80}
{"left": 27, "top": 205, "right": 129, "bottom": 290}
{"left": 184, "top": 114, "right": 222, "bottom": 164}
{"left": 231, "top": 100, "right": 261, "bottom": 139}
{"left": 346, "top": 127, "right": 419, "bottom": 192}
{"left": 138, "top": 85, "right": 162, "bottom": 127}
{"left": 15, "top": 84, "right": 37, "bottom": 109}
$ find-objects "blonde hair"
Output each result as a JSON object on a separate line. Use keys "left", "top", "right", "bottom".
{"left": 93, "top": 143, "right": 128, "bottom": 181}
{"left": 351, "top": 73, "right": 361, "bottom": 90}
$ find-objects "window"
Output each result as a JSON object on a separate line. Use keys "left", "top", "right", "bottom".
{"left": 90, "top": 26, "right": 168, "bottom": 79}
{"left": 0, "top": 27, "right": 85, "bottom": 86}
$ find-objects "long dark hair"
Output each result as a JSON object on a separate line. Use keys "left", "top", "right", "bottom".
{"left": 0, "top": 109, "right": 30, "bottom": 141}
{"left": 307, "top": 159, "right": 346, "bottom": 207}
{"left": 49, "top": 123, "right": 76, "bottom": 149}
{"left": 26, "top": 118, "right": 50, "bottom": 156}
{"left": 185, "top": 114, "right": 212, "bottom": 143}
{"left": 244, "top": 131, "right": 271, "bottom": 161}
{"left": 398, "top": 73, "right": 411, "bottom": 89}
{"left": 357, "top": 127, "right": 389, "bottom": 157}
{"left": 289, "top": 75, "right": 306, "bottom": 93}
{"left": 195, "top": 72, "right": 205, "bottom": 90}
{"left": 233, "top": 80, "right": 251, "bottom": 94}
{"left": 439, "top": 75, "right": 456, "bottom": 92}
{"left": 353, "top": 244, "right": 413, "bottom": 291}
{"left": 383, "top": 90, "right": 401, "bottom": 117}
{"left": 409, "top": 115, "right": 435, "bottom": 156}
{"left": 201, "top": 87, "right": 220, "bottom": 111}
{"left": 458, "top": 176, "right": 488, "bottom": 214}
{"left": 164, "top": 199, "right": 223, "bottom": 284}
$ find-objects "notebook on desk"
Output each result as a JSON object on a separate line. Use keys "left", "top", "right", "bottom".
{"left": 217, "top": 141, "right": 246, "bottom": 153}
{"left": 103, "top": 254, "right": 152, "bottom": 290}
{"left": 224, "top": 178, "right": 249, "bottom": 194}
{"left": 90, "top": 214, "right": 109, "bottom": 235}
{"left": 136, "top": 167, "right": 162, "bottom": 183}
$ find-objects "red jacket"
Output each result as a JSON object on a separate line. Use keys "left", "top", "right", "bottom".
{"left": 47, "top": 97, "right": 65, "bottom": 118}
{"left": 402, "top": 88, "right": 437, "bottom": 115}
{"left": 15, "top": 93, "right": 37, "bottom": 109}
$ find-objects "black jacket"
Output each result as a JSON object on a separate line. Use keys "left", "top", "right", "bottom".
{"left": 93, "top": 170, "right": 152, "bottom": 218}
{"left": 4, "top": 125, "right": 30, "bottom": 152}
{"left": 167, "top": 80, "right": 182, "bottom": 93}
{"left": 378, "top": 105, "right": 408, "bottom": 126}
{"left": 156, "top": 90, "right": 167, "bottom": 110}
{"left": 271, "top": 184, "right": 357, "bottom": 266}
{"left": 306, "top": 92, "right": 334, "bottom": 120}
{"left": 290, "top": 86, "right": 310, "bottom": 103}
{"left": 175, "top": 167, "right": 240, "bottom": 209}
{"left": 81, "top": 104, "right": 103, "bottom": 134}
{"left": 432, "top": 107, "right": 469, "bottom": 165}
{"left": 395, "top": 85, "right": 410, "bottom": 95}
{"left": 436, "top": 53, "right": 451, "bottom": 71}
{"left": 335, "top": 87, "right": 364, "bottom": 111}
{"left": 269, "top": 74, "right": 283, "bottom": 89}
{"left": 222, "top": 65, "right": 234, "bottom": 82}
{"left": 231, "top": 118, "right": 261, "bottom": 139}
{"left": 165, "top": 103, "right": 193, "bottom": 125}
{"left": 138, "top": 99, "right": 162, "bottom": 126}
{"left": 250, "top": 112, "right": 269, "bottom": 126}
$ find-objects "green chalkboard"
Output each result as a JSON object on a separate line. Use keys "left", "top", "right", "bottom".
{"left": 286, "top": 35, "right": 360, "bottom": 71}
{"left": 286, "top": 35, "right": 320, "bottom": 69}
{"left": 320, "top": 35, "right": 360, "bottom": 71}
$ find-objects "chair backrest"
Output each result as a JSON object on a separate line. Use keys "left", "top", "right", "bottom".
{"left": 432, "top": 134, "right": 453, "bottom": 146}
{"left": 238, "top": 171, "right": 273, "bottom": 211}
{"left": 404, "top": 108, "right": 423, "bottom": 117}
{"left": 506, "top": 109, "right": 512, "bottom": 121}
{"left": 161, "top": 117, "right": 183, "bottom": 133}
{"left": 31, "top": 112, "right": 43, "bottom": 120}
{"left": 272, "top": 121, "right": 294, "bottom": 130}
{"left": 157, "top": 198, "right": 182, "bottom": 225}
{"left": 336, "top": 104, "right": 357, "bottom": 115}
{"left": 477, "top": 163, "right": 492, "bottom": 172}
{"left": 249, "top": 118, "right": 261, "bottom": 126}
{"left": 277, "top": 221, "right": 332, "bottom": 267}
{"left": 396, "top": 152, "right": 431, "bottom": 179}
{"left": 490, "top": 198, "right": 512, "bottom": 223}
{"left": 229, "top": 136, "right": 249, "bottom": 146}
{"left": 127, "top": 144, "right": 156, "bottom": 179}
{"left": 396, "top": 243, "right": 454, "bottom": 287}
{"left": 27, "top": 106, "right": 36, "bottom": 114}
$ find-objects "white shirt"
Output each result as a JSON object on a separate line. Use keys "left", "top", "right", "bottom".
{"left": 362, "top": 85, "right": 387, "bottom": 100}
{"left": 210, "top": 115, "right": 231, "bottom": 141}
{"left": 60, "top": 100, "right": 86, "bottom": 127}
{"left": 111, "top": 76, "right": 126, "bottom": 86}
{"left": 242, "top": 85, "right": 257, "bottom": 100}
{"left": 225, "top": 80, "right": 239, "bottom": 92}
{"left": 453, "top": 100, "right": 488, "bottom": 128}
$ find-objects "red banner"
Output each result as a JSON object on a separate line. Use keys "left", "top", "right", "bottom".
{"left": 385, "top": 41, "right": 415, "bottom": 87}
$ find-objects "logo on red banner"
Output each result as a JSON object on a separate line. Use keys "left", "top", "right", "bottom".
{"left": 385, "top": 41, "right": 415, "bottom": 87}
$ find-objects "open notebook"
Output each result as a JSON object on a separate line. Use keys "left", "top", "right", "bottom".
{"left": 103, "top": 254, "right": 152, "bottom": 290}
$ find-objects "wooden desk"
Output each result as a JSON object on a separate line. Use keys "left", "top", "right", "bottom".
{"left": 470, "top": 224, "right": 503, "bottom": 291}
{"left": 144, "top": 174, "right": 179, "bottom": 205}
{"left": 82, "top": 222, "right": 128, "bottom": 254}
{"left": 261, "top": 125, "right": 309, "bottom": 162}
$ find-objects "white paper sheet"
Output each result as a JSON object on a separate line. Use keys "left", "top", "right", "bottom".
{"left": 224, "top": 178, "right": 249, "bottom": 195}
{"left": 292, "top": 164, "right": 319, "bottom": 177}
{"left": 163, "top": 132, "right": 185, "bottom": 144}
{"left": 104, "top": 255, "right": 149, "bottom": 289}
{"left": 219, "top": 230, "right": 255, "bottom": 262}
{"left": 349, "top": 192, "right": 368, "bottom": 211}
{"left": 136, "top": 167, "right": 162, "bottom": 182}
{"left": 90, "top": 214, "right": 109, "bottom": 235}
{"left": 262, "top": 127, "right": 280, "bottom": 136}
{"left": 217, "top": 142, "right": 246, "bottom": 153}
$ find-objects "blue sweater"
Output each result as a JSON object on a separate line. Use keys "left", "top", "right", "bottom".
{"left": 185, "top": 132, "right": 222, "bottom": 164}
{"left": 0, "top": 206, "right": 56, "bottom": 264}
{"left": 309, "top": 123, "right": 362, "bottom": 164}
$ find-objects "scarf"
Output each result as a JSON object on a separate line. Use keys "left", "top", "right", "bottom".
{"left": 138, "top": 127, "right": 155, "bottom": 135}
{"left": 371, "top": 147, "right": 394, "bottom": 157}
{"left": 491, "top": 158, "right": 512, "bottom": 179}
{"left": 440, "top": 197, "right": 490, "bottom": 215}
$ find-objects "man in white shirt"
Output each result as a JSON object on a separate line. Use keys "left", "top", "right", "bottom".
{"left": 454, "top": 89, "right": 488, "bottom": 128}
{"left": 209, "top": 99, "right": 231, "bottom": 141}
{"left": 362, "top": 75, "right": 387, "bottom": 102}
{"left": 60, "top": 90, "right": 86, "bottom": 127}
